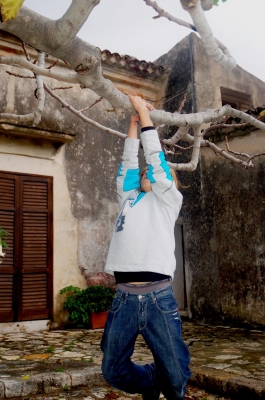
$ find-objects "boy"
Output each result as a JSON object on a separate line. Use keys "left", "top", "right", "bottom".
{"left": 101, "top": 96, "right": 191, "bottom": 400}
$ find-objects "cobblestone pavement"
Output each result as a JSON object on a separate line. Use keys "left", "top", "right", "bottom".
{"left": 0, "top": 322, "right": 265, "bottom": 399}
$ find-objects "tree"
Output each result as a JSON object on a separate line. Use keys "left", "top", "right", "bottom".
{"left": 0, "top": 0, "right": 264, "bottom": 171}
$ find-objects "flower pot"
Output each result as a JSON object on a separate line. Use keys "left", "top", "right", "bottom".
{"left": 89, "top": 311, "right": 108, "bottom": 329}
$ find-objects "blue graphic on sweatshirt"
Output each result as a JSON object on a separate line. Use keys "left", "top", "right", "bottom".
{"left": 115, "top": 190, "right": 146, "bottom": 232}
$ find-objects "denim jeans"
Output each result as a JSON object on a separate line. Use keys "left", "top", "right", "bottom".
{"left": 101, "top": 285, "right": 191, "bottom": 400}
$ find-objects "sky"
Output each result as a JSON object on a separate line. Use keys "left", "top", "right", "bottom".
{"left": 23, "top": 0, "right": 265, "bottom": 82}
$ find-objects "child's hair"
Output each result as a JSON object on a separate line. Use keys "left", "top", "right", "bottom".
{"left": 140, "top": 166, "right": 180, "bottom": 189}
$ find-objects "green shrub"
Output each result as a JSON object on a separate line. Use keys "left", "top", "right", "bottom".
{"left": 0, "top": 226, "right": 10, "bottom": 249}
{"left": 60, "top": 285, "right": 114, "bottom": 327}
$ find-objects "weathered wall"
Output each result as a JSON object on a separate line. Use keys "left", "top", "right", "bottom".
{"left": 157, "top": 33, "right": 265, "bottom": 327}
{"left": 0, "top": 136, "right": 87, "bottom": 324}
{"left": 194, "top": 132, "right": 265, "bottom": 327}
{"left": 0, "top": 64, "right": 125, "bottom": 323}
{"left": 0, "top": 33, "right": 166, "bottom": 324}
{"left": 191, "top": 33, "right": 265, "bottom": 111}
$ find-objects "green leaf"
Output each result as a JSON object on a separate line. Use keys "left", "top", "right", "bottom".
{"left": 0, "top": 0, "right": 25, "bottom": 22}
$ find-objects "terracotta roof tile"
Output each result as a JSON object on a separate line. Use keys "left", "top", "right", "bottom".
{"left": 101, "top": 50, "right": 168, "bottom": 81}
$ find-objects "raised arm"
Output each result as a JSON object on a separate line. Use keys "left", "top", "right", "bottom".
{"left": 116, "top": 115, "right": 140, "bottom": 206}
{"left": 128, "top": 96, "right": 182, "bottom": 211}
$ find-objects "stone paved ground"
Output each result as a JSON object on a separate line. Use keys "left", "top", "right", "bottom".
{"left": 0, "top": 322, "right": 265, "bottom": 399}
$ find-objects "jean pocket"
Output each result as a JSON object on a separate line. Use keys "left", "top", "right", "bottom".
{"left": 155, "top": 294, "right": 178, "bottom": 314}
{"left": 110, "top": 294, "right": 122, "bottom": 313}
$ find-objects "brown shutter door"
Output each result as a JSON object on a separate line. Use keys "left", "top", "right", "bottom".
{"left": 19, "top": 177, "right": 53, "bottom": 321}
{"left": 0, "top": 173, "right": 19, "bottom": 322}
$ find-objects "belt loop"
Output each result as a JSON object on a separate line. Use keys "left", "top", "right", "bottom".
{"left": 122, "top": 292, "right": 128, "bottom": 304}
{"left": 150, "top": 292, "right": 156, "bottom": 304}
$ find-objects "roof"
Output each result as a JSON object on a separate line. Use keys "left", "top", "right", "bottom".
{"left": 101, "top": 50, "right": 168, "bottom": 81}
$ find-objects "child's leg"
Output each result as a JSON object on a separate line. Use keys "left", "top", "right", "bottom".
{"left": 141, "top": 286, "right": 191, "bottom": 400}
{"left": 101, "top": 290, "right": 157, "bottom": 394}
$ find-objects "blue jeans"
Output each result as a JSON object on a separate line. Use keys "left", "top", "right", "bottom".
{"left": 101, "top": 286, "right": 191, "bottom": 400}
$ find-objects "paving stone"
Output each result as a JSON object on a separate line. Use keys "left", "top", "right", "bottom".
{"left": 0, "top": 379, "right": 22, "bottom": 398}
{"left": 60, "top": 351, "right": 86, "bottom": 358}
{"left": 2, "top": 356, "right": 20, "bottom": 361}
{"left": 213, "top": 355, "right": 242, "bottom": 360}
{"left": 0, "top": 381, "right": 4, "bottom": 398}
{"left": 31, "top": 372, "right": 72, "bottom": 394}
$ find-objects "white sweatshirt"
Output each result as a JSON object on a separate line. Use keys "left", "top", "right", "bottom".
{"left": 105, "top": 128, "right": 183, "bottom": 279}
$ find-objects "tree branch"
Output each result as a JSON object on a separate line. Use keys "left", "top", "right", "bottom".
{"left": 33, "top": 52, "right": 45, "bottom": 126}
{"left": 0, "top": 55, "right": 78, "bottom": 83}
{"left": 143, "top": 0, "right": 235, "bottom": 69}
{"left": 43, "top": 83, "right": 126, "bottom": 139}
{"left": 143, "top": 0, "right": 196, "bottom": 31}
{"left": 180, "top": 0, "right": 236, "bottom": 69}
{"left": 55, "top": 0, "right": 100, "bottom": 46}
{"left": 0, "top": 52, "right": 46, "bottom": 126}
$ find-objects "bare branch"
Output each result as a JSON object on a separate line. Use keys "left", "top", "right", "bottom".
{"left": 225, "top": 136, "right": 250, "bottom": 159}
{"left": 202, "top": 121, "right": 250, "bottom": 136}
{"left": 52, "top": 86, "right": 73, "bottom": 90}
{"left": 168, "top": 126, "right": 202, "bottom": 171}
{"left": 143, "top": 0, "right": 197, "bottom": 31}
{"left": 0, "top": 53, "right": 45, "bottom": 126}
{"left": 47, "top": 59, "right": 59, "bottom": 70}
{"left": 33, "top": 52, "right": 45, "bottom": 126}
{"left": 43, "top": 84, "right": 126, "bottom": 139}
{"left": 55, "top": 0, "right": 100, "bottom": 46}
{"left": 144, "top": 0, "right": 235, "bottom": 69}
{"left": 79, "top": 97, "right": 103, "bottom": 112}
{"left": 204, "top": 139, "right": 254, "bottom": 168}
{"left": 22, "top": 41, "right": 31, "bottom": 62}
{"left": 225, "top": 136, "right": 265, "bottom": 165}
{"left": 177, "top": 93, "right": 188, "bottom": 114}
{"left": 0, "top": 55, "right": 78, "bottom": 84}
{"left": 180, "top": 0, "right": 236, "bottom": 69}
{"left": 248, "top": 152, "right": 265, "bottom": 163}
{"left": 163, "top": 126, "right": 190, "bottom": 144}
{"left": 5, "top": 71, "right": 34, "bottom": 79}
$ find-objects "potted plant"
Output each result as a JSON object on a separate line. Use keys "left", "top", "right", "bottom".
{"left": 60, "top": 285, "right": 114, "bottom": 329}
{"left": 0, "top": 226, "right": 10, "bottom": 264}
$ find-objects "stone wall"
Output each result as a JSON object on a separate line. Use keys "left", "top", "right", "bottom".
{"left": 157, "top": 33, "right": 265, "bottom": 327}
{"left": 0, "top": 31, "right": 166, "bottom": 324}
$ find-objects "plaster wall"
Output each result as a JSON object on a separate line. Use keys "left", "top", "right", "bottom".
{"left": 157, "top": 34, "right": 265, "bottom": 327}
{"left": 0, "top": 34, "right": 166, "bottom": 325}
{"left": 195, "top": 131, "right": 265, "bottom": 326}
{"left": 0, "top": 137, "right": 86, "bottom": 324}
{"left": 191, "top": 33, "right": 265, "bottom": 111}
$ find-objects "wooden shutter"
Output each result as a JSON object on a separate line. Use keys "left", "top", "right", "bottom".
{"left": 19, "top": 177, "right": 53, "bottom": 321}
{"left": 0, "top": 173, "right": 18, "bottom": 322}
{"left": 221, "top": 87, "right": 253, "bottom": 111}
{"left": 0, "top": 172, "right": 53, "bottom": 322}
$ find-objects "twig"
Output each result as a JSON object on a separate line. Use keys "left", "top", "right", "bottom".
{"left": 225, "top": 136, "right": 250, "bottom": 159}
{"left": 5, "top": 71, "right": 34, "bottom": 79}
{"left": 52, "top": 86, "right": 73, "bottom": 90}
{"left": 143, "top": 0, "right": 197, "bottom": 31}
{"left": 47, "top": 59, "right": 59, "bottom": 70}
{"left": 177, "top": 93, "right": 187, "bottom": 114}
{"left": 203, "top": 121, "right": 250, "bottom": 136}
{"left": 22, "top": 41, "right": 31, "bottom": 62}
{"left": 79, "top": 97, "right": 103, "bottom": 112}
{"left": 43, "top": 83, "right": 126, "bottom": 139}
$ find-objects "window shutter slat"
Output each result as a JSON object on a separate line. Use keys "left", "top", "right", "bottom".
{"left": 19, "top": 176, "right": 52, "bottom": 321}
{"left": 0, "top": 274, "right": 14, "bottom": 321}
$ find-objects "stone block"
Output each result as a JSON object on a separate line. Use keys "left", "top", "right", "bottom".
{"left": 31, "top": 372, "right": 71, "bottom": 394}
{"left": 0, "top": 379, "right": 22, "bottom": 398}
{"left": 67, "top": 366, "right": 105, "bottom": 387}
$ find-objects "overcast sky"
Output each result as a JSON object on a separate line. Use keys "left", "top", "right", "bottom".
{"left": 24, "top": 0, "right": 265, "bottom": 82}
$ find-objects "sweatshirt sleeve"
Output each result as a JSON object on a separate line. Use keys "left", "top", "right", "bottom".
{"left": 141, "top": 128, "right": 183, "bottom": 211}
{"left": 116, "top": 138, "right": 140, "bottom": 206}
